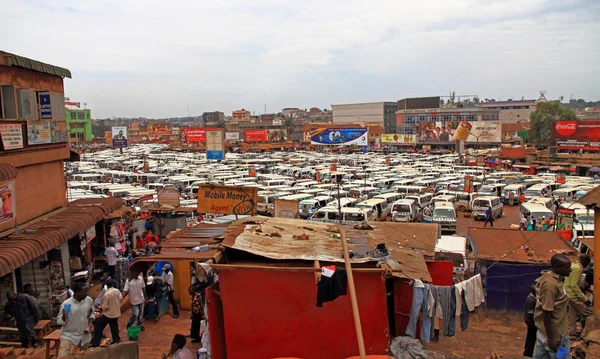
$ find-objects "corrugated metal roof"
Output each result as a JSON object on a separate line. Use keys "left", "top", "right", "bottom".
{"left": 362, "top": 222, "right": 439, "bottom": 256}
{"left": 130, "top": 248, "right": 219, "bottom": 264}
{"left": 468, "top": 227, "right": 578, "bottom": 264}
{"left": 2, "top": 51, "right": 72, "bottom": 78}
{"left": 0, "top": 164, "right": 17, "bottom": 182}
{"left": 163, "top": 224, "right": 229, "bottom": 249}
{"left": 0, "top": 198, "right": 122, "bottom": 277}
{"left": 577, "top": 186, "right": 600, "bottom": 208}
{"left": 222, "top": 217, "right": 431, "bottom": 281}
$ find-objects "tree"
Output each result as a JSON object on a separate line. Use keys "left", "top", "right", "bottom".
{"left": 216, "top": 119, "right": 226, "bottom": 129}
{"left": 282, "top": 117, "right": 295, "bottom": 141}
{"left": 529, "top": 102, "right": 577, "bottom": 145}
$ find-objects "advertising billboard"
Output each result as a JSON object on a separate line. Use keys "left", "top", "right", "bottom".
{"left": 27, "top": 121, "right": 51, "bottom": 145}
{"left": 381, "top": 134, "right": 417, "bottom": 144}
{"left": 206, "top": 129, "right": 225, "bottom": 160}
{"left": 197, "top": 185, "right": 258, "bottom": 215}
{"left": 551, "top": 121, "right": 600, "bottom": 150}
{"left": 310, "top": 127, "right": 368, "bottom": 146}
{"left": 0, "top": 124, "right": 23, "bottom": 150}
{"left": 147, "top": 123, "right": 171, "bottom": 135}
{"left": 225, "top": 132, "right": 240, "bottom": 141}
{"left": 244, "top": 129, "right": 287, "bottom": 143}
{"left": 112, "top": 126, "right": 128, "bottom": 148}
{"left": 0, "top": 180, "right": 16, "bottom": 225}
{"left": 417, "top": 121, "right": 500, "bottom": 143}
{"left": 184, "top": 128, "right": 220, "bottom": 143}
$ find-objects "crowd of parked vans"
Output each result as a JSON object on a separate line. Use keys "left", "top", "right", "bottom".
{"left": 67, "top": 145, "right": 599, "bottom": 241}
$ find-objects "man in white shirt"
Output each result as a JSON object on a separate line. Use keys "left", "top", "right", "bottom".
{"left": 160, "top": 264, "right": 179, "bottom": 318}
{"left": 124, "top": 272, "right": 147, "bottom": 329}
{"left": 91, "top": 279, "right": 122, "bottom": 347}
{"left": 57, "top": 283, "right": 95, "bottom": 357}
{"left": 105, "top": 242, "right": 118, "bottom": 279}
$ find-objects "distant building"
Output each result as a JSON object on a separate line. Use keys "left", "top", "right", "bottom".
{"left": 331, "top": 102, "right": 397, "bottom": 133}
{"left": 577, "top": 107, "right": 600, "bottom": 121}
{"left": 282, "top": 108, "right": 302, "bottom": 118}
{"left": 239, "top": 117, "right": 305, "bottom": 142}
{"left": 395, "top": 108, "right": 500, "bottom": 135}
{"left": 309, "top": 107, "right": 321, "bottom": 115}
{"left": 232, "top": 109, "right": 250, "bottom": 121}
{"left": 479, "top": 99, "right": 537, "bottom": 124}
{"left": 65, "top": 108, "right": 92, "bottom": 145}
{"left": 397, "top": 97, "right": 441, "bottom": 111}
{"left": 202, "top": 111, "right": 224, "bottom": 125}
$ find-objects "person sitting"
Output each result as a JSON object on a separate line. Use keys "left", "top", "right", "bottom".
{"left": 165, "top": 334, "right": 194, "bottom": 359}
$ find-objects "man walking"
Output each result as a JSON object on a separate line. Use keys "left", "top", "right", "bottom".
{"left": 57, "top": 283, "right": 95, "bottom": 357}
{"left": 105, "top": 241, "right": 118, "bottom": 279}
{"left": 533, "top": 254, "right": 572, "bottom": 358}
{"left": 124, "top": 272, "right": 147, "bottom": 330}
{"left": 523, "top": 285, "right": 537, "bottom": 357}
{"left": 161, "top": 264, "right": 179, "bottom": 318}
{"left": 565, "top": 254, "right": 593, "bottom": 337}
{"left": 91, "top": 279, "right": 122, "bottom": 347}
{"left": 189, "top": 286, "right": 204, "bottom": 343}
{"left": 3, "top": 291, "right": 40, "bottom": 348}
{"left": 484, "top": 207, "right": 494, "bottom": 227}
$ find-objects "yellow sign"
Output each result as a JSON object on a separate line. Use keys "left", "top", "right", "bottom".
{"left": 197, "top": 185, "right": 257, "bottom": 215}
{"left": 381, "top": 134, "right": 416, "bottom": 144}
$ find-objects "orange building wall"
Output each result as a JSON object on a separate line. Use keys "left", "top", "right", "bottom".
{"left": 0, "top": 66, "right": 64, "bottom": 93}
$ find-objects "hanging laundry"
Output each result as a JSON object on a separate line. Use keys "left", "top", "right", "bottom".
{"left": 316, "top": 267, "right": 347, "bottom": 307}
{"left": 460, "top": 291, "right": 469, "bottom": 331}
{"left": 431, "top": 285, "right": 456, "bottom": 337}
{"left": 405, "top": 280, "right": 432, "bottom": 343}
{"left": 457, "top": 274, "right": 485, "bottom": 312}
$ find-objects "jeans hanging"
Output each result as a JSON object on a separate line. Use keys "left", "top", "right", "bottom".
{"left": 405, "top": 282, "right": 432, "bottom": 343}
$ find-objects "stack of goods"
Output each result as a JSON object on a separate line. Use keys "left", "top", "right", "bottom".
{"left": 115, "top": 257, "right": 129, "bottom": 290}
{"left": 48, "top": 261, "right": 65, "bottom": 317}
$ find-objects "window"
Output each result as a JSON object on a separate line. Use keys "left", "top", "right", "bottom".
{"left": 18, "top": 89, "right": 37, "bottom": 119}
{"left": 1, "top": 86, "right": 17, "bottom": 119}
{"left": 313, "top": 211, "right": 326, "bottom": 219}
{"left": 77, "top": 112, "right": 85, "bottom": 120}
{"left": 70, "top": 112, "right": 77, "bottom": 120}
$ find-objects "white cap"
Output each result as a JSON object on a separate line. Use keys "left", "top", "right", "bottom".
{"left": 146, "top": 276, "right": 154, "bottom": 285}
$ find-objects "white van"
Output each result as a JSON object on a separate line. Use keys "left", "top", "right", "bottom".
{"left": 257, "top": 191, "right": 291, "bottom": 215}
{"left": 355, "top": 198, "right": 390, "bottom": 221}
{"left": 299, "top": 196, "right": 332, "bottom": 219}
{"left": 552, "top": 187, "right": 578, "bottom": 202}
{"left": 502, "top": 184, "right": 525, "bottom": 205}
{"left": 520, "top": 203, "right": 554, "bottom": 221}
{"left": 524, "top": 183, "right": 552, "bottom": 201}
{"left": 471, "top": 196, "right": 503, "bottom": 220}
{"left": 436, "top": 235, "right": 469, "bottom": 280}
{"left": 373, "top": 193, "right": 403, "bottom": 207}
{"left": 425, "top": 202, "right": 457, "bottom": 233}
{"left": 391, "top": 199, "right": 418, "bottom": 222}
{"left": 406, "top": 193, "right": 433, "bottom": 210}
{"left": 309, "top": 207, "right": 368, "bottom": 225}
{"left": 327, "top": 197, "right": 358, "bottom": 208}
{"left": 279, "top": 193, "right": 315, "bottom": 202}
{"left": 431, "top": 194, "right": 457, "bottom": 209}
{"left": 527, "top": 197, "right": 556, "bottom": 213}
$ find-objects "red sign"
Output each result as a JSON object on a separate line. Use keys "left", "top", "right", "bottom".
{"left": 185, "top": 128, "right": 220, "bottom": 143}
{"left": 148, "top": 124, "right": 171, "bottom": 136}
{"left": 244, "top": 129, "right": 267, "bottom": 142}
{"left": 551, "top": 121, "right": 600, "bottom": 150}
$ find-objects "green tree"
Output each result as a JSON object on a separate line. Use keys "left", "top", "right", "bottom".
{"left": 215, "top": 119, "right": 226, "bottom": 129}
{"left": 529, "top": 102, "right": 577, "bottom": 145}
{"left": 282, "top": 117, "right": 295, "bottom": 141}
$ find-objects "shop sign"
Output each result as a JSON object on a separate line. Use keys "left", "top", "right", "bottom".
{"left": 0, "top": 124, "right": 23, "bottom": 150}
{"left": 197, "top": 185, "right": 257, "bottom": 215}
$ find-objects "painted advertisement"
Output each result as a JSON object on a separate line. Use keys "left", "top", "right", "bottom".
{"left": 0, "top": 124, "right": 23, "bottom": 150}
{"left": 244, "top": 129, "right": 287, "bottom": 143}
{"left": 197, "top": 185, "right": 258, "bottom": 215}
{"left": 112, "top": 126, "right": 128, "bottom": 148}
{"left": 206, "top": 129, "right": 225, "bottom": 160}
{"left": 184, "top": 128, "right": 220, "bottom": 143}
{"left": 310, "top": 127, "right": 368, "bottom": 146}
{"left": 27, "top": 121, "right": 51, "bottom": 145}
{"left": 381, "top": 134, "right": 417, "bottom": 144}
{"left": 158, "top": 188, "right": 181, "bottom": 208}
{"left": 147, "top": 123, "right": 171, "bottom": 135}
{"left": 551, "top": 121, "right": 600, "bottom": 150}
{"left": 38, "top": 91, "right": 52, "bottom": 119}
{"left": 225, "top": 132, "right": 240, "bottom": 141}
{"left": 417, "top": 121, "right": 500, "bottom": 143}
{"left": 0, "top": 181, "right": 15, "bottom": 225}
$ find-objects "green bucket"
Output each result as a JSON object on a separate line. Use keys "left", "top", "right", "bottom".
{"left": 127, "top": 325, "right": 141, "bottom": 341}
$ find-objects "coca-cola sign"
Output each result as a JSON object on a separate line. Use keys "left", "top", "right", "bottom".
{"left": 554, "top": 121, "right": 578, "bottom": 137}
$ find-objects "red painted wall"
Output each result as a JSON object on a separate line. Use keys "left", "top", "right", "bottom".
{"left": 218, "top": 269, "right": 389, "bottom": 359}
{"left": 426, "top": 261, "right": 454, "bottom": 286}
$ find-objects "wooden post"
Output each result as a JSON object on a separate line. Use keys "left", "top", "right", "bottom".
{"left": 339, "top": 227, "right": 367, "bottom": 359}
{"left": 594, "top": 208, "right": 600, "bottom": 314}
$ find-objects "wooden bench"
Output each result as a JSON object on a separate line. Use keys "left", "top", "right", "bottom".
{"left": 34, "top": 320, "right": 52, "bottom": 339}
{"left": 43, "top": 329, "right": 60, "bottom": 359}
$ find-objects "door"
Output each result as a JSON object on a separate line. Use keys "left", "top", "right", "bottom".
{"left": 207, "top": 282, "right": 227, "bottom": 359}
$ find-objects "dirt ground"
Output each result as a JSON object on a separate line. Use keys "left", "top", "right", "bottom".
{"left": 425, "top": 310, "right": 527, "bottom": 359}
{"left": 456, "top": 202, "right": 523, "bottom": 237}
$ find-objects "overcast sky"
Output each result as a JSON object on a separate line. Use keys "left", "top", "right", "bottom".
{"left": 2, "top": 0, "right": 599, "bottom": 118}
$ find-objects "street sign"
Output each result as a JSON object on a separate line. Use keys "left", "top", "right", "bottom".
{"left": 517, "top": 131, "right": 529, "bottom": 137}
{"left": 207, "top": 150, "right": 223, "bottom": 160}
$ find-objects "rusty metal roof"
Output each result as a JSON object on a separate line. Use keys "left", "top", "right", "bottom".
{"left": 577, "top": 186, "right": 600, "bottom": 208}
{"left": 468, "top": 227, "right": 578, "bottom": 264}
{"left": 0, "top": 198, "right": 122, "bottom": 277}
{"left": 130, "top": 248, "right": 220, "bottom": 264}
{"left": 163, "top": 224, "right": 228, "bottom": 249}
{"left": 1, "top": 51, "right": 72, "bottom": 78}
{"left": 0, "top": 164, "right": 17, "bottom": 182}
{"left": 361, "top": 222, "right": 439, "bottom": 256}
{"left": 221, "top": 217, "right": 431, "bottom": 281}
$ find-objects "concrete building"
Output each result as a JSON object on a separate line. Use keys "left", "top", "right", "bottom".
{"left": 282, "top": 108, "right": 302, "bottom": 118}
{"left": 0, "top": 51, "right": 121, "bottom": 306}
{"left": 232, "top": 109, "right": 250, "bottom": 121}
{"left": 65, "top": 108, "right": 93, "bottom": 144}
{"left": 577, "top": 107, "right": 600, "bottom": 121}
{"left": 395, "top": 108, "right": 500, "bottom": 135}
{"left": 479, "top": 99, "right": 537, "bottom": 123}
{"left": 239, "top": 117, "right": 305, "bottom": 142}
{"left": 331, "top": 102, "right": 397, "bottom": 133}
{"left": 202, "top": 111, "right": 224, "bottom": 125}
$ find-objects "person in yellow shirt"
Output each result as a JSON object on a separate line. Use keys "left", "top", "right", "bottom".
{"left": 564, "top": 254, "right": 592, "bottom": 336}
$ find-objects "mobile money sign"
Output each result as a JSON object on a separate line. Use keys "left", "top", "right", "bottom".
{"left": 197, "top": 185, "right": 257, "bottom": 215}
{"left": 310, "top": 127, "right": 368, "bottom": 146}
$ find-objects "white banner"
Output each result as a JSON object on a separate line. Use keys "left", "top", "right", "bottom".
{"left": 225, "top": 132, "right": 240, "bottom": 140}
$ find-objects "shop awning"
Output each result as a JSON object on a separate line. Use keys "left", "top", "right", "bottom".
{"left": 0, "top": 164, "right": 17, "bottom": 182}
{"left": 0, "top": 198, "right": 122, "bottom": 277}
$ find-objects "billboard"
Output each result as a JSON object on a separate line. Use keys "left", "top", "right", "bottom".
{"left": 381, "top": 134, "right": 417, "bottom": 144}
{"left": 225, "top": 132, "right": 240, "bottom": 141}
{"left": 417, "top": 121, "right": 500, "bottom": 143}
{"left": 147, "top": 123, "right": 171, "bottom": 135}
{"left": 184, "top": 128, "right": 220, "bottom": 143}
{"left": 0, "top": 180, "right": 16, "bottom": 225}
{"left": 206, "top": 129, "right": 225, "bottom": 160}
{"left": 0, "top": 124, "right": 23, "bottom": 150}
{"left": 157, "top": 188, "right": 181, "bottom": 208}
{"left": 310, "top": 127, "right": 368, "bottom": 146}
{"left": 197, "top": 185, "right": 258, "bottom": 215}
{"left": 112, "top": 126, "right": 128, "bottom": 148}
{"left": 244, "top": 129, "right": 287, "bottom": 143}
{"left": 551, "top": 121, "right": 600, "bottom": 150}
{"left": 27, "top": 121, "right": 51, "bottom": 145}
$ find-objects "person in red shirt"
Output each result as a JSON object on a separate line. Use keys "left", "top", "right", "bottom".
{"left": 144, "top": 231, "right": 155, "bottom": 244}
{"left": 136, "top": 235, "right": 146, "bottom": 249}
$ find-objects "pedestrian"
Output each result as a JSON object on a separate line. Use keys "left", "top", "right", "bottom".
{"left": 520, "top": 193, "right": 526, "bottom": 203}
{"left": 531, "top": 216, "right": 537, "bottom": 231}
{"left": 483, "top": 207, "right": 494, "bottom": 227}
{"left": 136, "top": 235, "right": 146, "bottom": 249}
{"left": 94, "top": 272, "right": 110, "bottom": 306}
{"left": 565, "top": 255, "right": 593, "bottom": 337}
{"left": 392, "top": 209, "right": 399, "bottom": 222}
{"left": 533, "top": 254, "right": 572, "bottom": 358}
{"left": 2, "top": 291, "right": 40, "bottom": 348}
{"left": 24, "top": 283, "right": 49, "bottom": 320}
{"left": 189, "top": 286, "right": 204, "bottom": 343}
{"left": 91, "top": 278, "right": 122, "bottom": 347}
{"left": 105, "top": 241, "right": 118, "bottom": 279}
{"left": 124, "top": 272, "right": 147, "bottom": 330}
{"left": 145, "top": 276, "right": 160, "bottom": 321}
{"left": 415, "top": 210, "right": 424, "bottom": 223}
{"left": 161, "top": 264, "right": 179, "bottom": 318}
{"left": 57, "top": 282, "right": 95, "bottom": 357}
{"left": 523, "top": 285, "right": 537, "bottom": 357}
{"left": 520, "top": 215, "right": 528, "bottom": 231}
{"left": 164, "top": 334, "right": 194, "bottom": 359}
